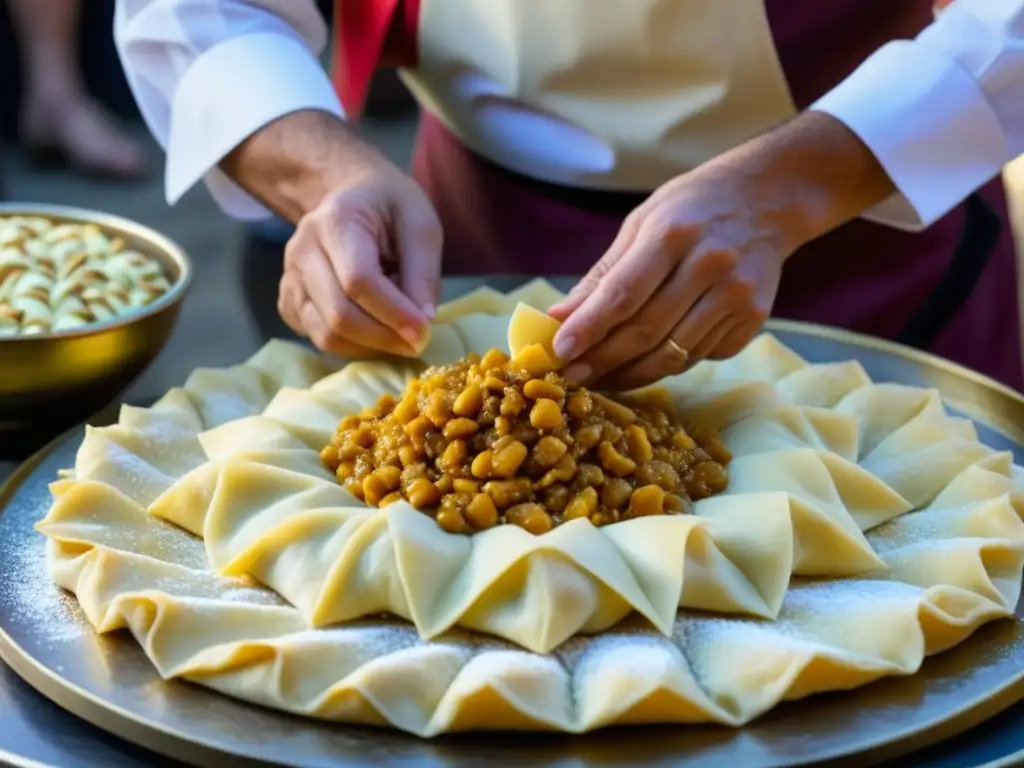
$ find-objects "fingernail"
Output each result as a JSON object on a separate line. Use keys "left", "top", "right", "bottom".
{"left": 554, "top": 334, "right": 576, "bottom": 361}
{"left": 400, "top": 325, "right": 421, "bottom": 346}
{"left": 565, "top": 362, "right": 591, "bottom": 386}
{"left": 423, "top": 303, "right": 436, "bottom": 320}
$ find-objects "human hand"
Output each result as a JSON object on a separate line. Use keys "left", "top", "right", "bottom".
{"left": 221, "top": 111, "right": 444, "bottom": 358}
{"left": 278, "top": 159, "right": 442, "bottom": 358}
{"left": 547, "top": 164, "right": 792, "bottom": 390}
{"left": 548, "top": 112, "right": 894, "bottom": 390}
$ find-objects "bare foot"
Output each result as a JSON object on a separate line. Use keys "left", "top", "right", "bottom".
{"left": 20, "top": 95, "right": 150, "bottom": 180}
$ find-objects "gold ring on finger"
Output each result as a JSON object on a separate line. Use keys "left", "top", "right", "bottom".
{"left": 665, "top": 337, "right": 689, "bottom": 370}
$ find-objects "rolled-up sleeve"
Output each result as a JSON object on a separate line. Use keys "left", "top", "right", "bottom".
{"left": 114, "top": 0, "right": 344, "bottom": 220}
{"left": 812, "top": 1, "right": 1024, "bottom": 231}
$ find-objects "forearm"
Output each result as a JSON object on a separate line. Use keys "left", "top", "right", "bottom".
{"left": 114, "top": 0, "right": 340, "bottom": 219}
{"left": 220, "top": 110, "right": 390, "bottom": 223}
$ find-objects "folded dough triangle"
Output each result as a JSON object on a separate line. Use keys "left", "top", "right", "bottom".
{"left": 33, "top": 279, "right": 1024, "bottom": 736}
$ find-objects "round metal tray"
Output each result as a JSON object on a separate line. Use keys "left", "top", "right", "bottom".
{"left": 2, "top": 318, "right": 1024, "bottom": 768}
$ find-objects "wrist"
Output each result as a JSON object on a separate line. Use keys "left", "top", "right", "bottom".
{"left": 221, "top": 110, "right": 393, "bottom": 222}
{"left": 719, "top": 111, "right": 896, "bottom": 251}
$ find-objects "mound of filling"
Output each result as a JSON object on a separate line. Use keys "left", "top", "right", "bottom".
{"left": 321, "top": 347, "right": 731, "bottom": 535}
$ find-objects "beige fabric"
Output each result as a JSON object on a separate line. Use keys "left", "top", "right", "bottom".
{"left": 36, "top": 278, "right": 1024, "bottom": 736}
{"left": 401, "top": 0, "right": 797, "bottom": 190}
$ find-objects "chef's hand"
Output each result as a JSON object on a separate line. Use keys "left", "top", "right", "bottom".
{"left": 279, "top": 163, "right": 441, "bottom": 358}
{"left": 548, "top": 111, "right": 895, "bottom": 390}
{"left": 548, "top": 164, "right": 787, "bottom": 390}
{"left": 223, "top": 111, "right": 442, "bottom": 358}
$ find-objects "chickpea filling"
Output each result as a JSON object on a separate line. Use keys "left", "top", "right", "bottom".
{"left": 320, "top": 348, "right": 732, "bottom": 535}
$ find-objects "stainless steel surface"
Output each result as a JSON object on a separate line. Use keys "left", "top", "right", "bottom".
{"left": 0, "top": 203, "right": 192, "bottom": 439}
{"left": 2, "top": 308, "right": 1024, "bottom": 767}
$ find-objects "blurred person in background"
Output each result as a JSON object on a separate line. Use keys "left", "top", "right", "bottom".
{"left": 116, "top": 1, "right": 1024, "bottom": 391}
{"left": 8, "top": 0, "right": 146, "bottom": 178}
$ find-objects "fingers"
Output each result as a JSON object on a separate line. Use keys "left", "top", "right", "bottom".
{"left": 661, "top": 276, "right": 734, "bottom": 355}
{"left": 547, "top": 261, "right": 609, "bottom": 328}
{"left": 304, "top": 249, "right": 419, "bottom": 356}
{"left": 553, "top": 220, "right": 685, "bottom": 362}
{"left": 684, "top": 316, "right": 735, "bottom": 365}
{"left": 706, "top": 322, "right": 758, "bottom": 361}
{"left": 590, "top": 277, "right": 748, "bottom": 391}
{"left": 297, "top": 299, "right": 383, "bottom": 359}
{"left": 596, "top": 315, "right": 739, "bottom": 391}
{"left": 548, "top": 214, "right": 640, "bottom": 322}
{"left": 280, "top": 271, "right": 377, "bottom": 358}
{"left": 563, "top": 262, "right": 710, "bottom": 385}
{"left": 571, "top": 235, "right": 770, "bottom": 389}
{"left": 594, "top": 305, "right": 761, "bottom": 392}
{"left": 319, "top": 215, "right": 430, "bottom": 348}
{"left": 395, "top": 201, "right": 443, "bottom": 319}
{"left": 279, "top": 173, "right": 444, "bottom": 357}
{"left": 277, "top": 272, "right": 307, "bottom": 338}
{"left": 283, "top": 229, "right": 420, "bottom": 357}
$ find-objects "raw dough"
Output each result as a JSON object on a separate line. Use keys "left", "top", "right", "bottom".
{"left": 508, "top": 301, "right": 563, "bottom": 362}
{"left": 35, "top": 281, "right": 1024, "bottom": 736}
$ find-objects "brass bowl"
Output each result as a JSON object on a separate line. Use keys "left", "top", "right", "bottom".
{"left": 0, "top": 203, "right": 192, "bottom": 444}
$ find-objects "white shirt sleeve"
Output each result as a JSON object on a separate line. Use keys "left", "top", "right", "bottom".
{"left": 114, "top": 0, "right": 344, "bottom": 220}
{"left": 811, "top": 1, "right": 1024, "bottom": 231}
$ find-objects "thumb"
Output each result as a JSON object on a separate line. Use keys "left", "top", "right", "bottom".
{"left": 396, "top": 194, "right": 443, "bottom": 319}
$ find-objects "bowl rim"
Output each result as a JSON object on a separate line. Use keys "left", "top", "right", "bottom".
{"left": 0, "top": 202, "right": 194, "bottom": 341}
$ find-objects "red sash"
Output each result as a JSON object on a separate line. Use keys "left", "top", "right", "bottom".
{"left": 331, "top": 0, "right": 421, "bottom": 117}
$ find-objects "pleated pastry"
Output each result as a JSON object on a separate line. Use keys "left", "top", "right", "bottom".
{"left": 34, "top": 280, "right": 1024, "bottom": 736}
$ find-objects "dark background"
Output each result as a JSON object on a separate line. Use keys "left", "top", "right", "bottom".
{"left": 0, "top": 0, "right": 340, "bottom": 141}
{"left": 0, "top": 0, "right": 134, "bottom": 139}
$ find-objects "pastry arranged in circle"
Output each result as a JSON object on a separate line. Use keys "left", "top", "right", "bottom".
{"left": 34, "top": 280, "right": 1024, "bottom": 736}
{"left": 0, "top": 215, "right": 172, "bottom": 336}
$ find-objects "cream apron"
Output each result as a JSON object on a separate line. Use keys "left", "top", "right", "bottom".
{"left": 320, "top": 0, "right": 1024, "bottom": 390}
{"left": 401, "top": 0, "right": 797, "bottom": 190}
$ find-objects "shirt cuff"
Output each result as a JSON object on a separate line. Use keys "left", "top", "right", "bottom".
{"left": 167, "top": 32, "right": 344, "bottom": 221}
{"left": 811, "top": 40, "right": 1009, "bottom": 232}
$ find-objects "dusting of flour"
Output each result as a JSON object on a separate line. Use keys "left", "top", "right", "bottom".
{"left": 0, "top": 463, "right": 87, "bottom": 645}
{"left": 1, "top": 534, "right": 84, "bottom": 644}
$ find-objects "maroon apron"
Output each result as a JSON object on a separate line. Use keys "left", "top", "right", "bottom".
{"left": 336, "top": 0, "right": 1024, "bottom": 392}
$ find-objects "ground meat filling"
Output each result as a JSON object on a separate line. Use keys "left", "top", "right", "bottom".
{"left": 321, "top": 348, "right": 731, "bottom": 535}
